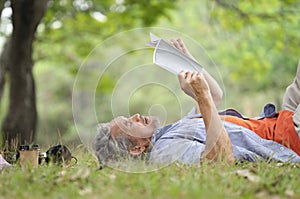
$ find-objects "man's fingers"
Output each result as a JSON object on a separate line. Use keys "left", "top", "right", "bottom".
{"left": 178, "top": 70, "right": 187, "bottom": 80}
{"left": 178, "top": 71, "right": 200, "bottom": 81}
{"left": 191, "top": 71, "right": 199, "bottom": 77}
{"left": 186, "top": 71, "right": 194, "bottom": 81}
{"left": 169, "top": 38, "right": 183, "bottom": 50}
{"left": 169, "top": 39, "right": 176, "bottom": 46}
{"left": 190, "top": 72, "right": 200, "bottom": 82}
{"left": 177, "top": 38, "right": 185, "bottom": 48}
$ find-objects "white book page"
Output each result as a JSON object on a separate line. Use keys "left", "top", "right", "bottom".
{"left": 147, "top": 33, "right": 203, "bottom": 74}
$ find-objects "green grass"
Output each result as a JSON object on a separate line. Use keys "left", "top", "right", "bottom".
{"left": 0, "top": 149, "right": 300, "bottom": 199}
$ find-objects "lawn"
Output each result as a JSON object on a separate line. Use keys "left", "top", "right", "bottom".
{"left": 0, "top": 147, "right": 299, "bottom": 199}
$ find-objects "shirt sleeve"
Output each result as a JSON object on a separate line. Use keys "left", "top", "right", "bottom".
{"left": 282, "top": 59, "right": 300, "bottom": 111}
{"left": 148, "top": 138, "right": 205, "bottom": 165}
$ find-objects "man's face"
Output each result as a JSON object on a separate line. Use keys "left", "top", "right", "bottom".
{"left": 110, "top": 114, "right": 160, "bottom": 143}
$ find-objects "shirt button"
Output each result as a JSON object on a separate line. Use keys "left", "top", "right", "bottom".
{"left": 280, "top": 147, "right": 284, "bottom": 151}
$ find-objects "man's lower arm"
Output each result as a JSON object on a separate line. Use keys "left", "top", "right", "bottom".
{"left": 196, "top": 91, "right": 234, "bottom": 163}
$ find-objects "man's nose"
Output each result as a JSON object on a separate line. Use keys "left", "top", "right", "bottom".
{"left": 131, "top": 114, "right": 141, "bottom": 122}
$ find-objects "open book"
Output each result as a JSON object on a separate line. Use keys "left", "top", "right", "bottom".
{"left": 147, "top": 33, "right": 203, "bottom": 74}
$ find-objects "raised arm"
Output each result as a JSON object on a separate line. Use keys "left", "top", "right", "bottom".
{"left": 178, "top": 71, "right": 234, "bottom": 163}
{"left": 170, "top": 38, "right": 223, "bottom": 108}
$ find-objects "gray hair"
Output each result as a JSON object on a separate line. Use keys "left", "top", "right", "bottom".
{"left": 93, "top": 123, "right": 135, "bottom": 168}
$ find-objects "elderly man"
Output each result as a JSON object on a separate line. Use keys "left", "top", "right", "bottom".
{"left": 93, "top": 39, "right": 300, "bottom": 168}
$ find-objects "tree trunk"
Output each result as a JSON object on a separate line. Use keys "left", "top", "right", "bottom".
{"left": 1, "top": 0, "right": 48, "bottom": 148}
{"left": 0, "top": 39, "right": 11, "bottom": 104}
{"left": 0, "top": 0, "right": 9, "bottom": 103}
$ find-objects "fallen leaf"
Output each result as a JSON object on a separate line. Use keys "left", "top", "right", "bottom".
{"left": 276, "top": 163, "right": 284, "bottom": 167}
{"left": 285, "top": 189, "right": 294, "bottom": 198}
{"left": 70, "top": 167, "right": 90, "bottom": 181}
{"left": 292, "top": 163, "right": 300, "bottom": 168}
{"left": 236, "top": 169, "right": 260, "bottom": 183}
{"left": 79, "top": 187, "right": 92, "bottom": 196}
{"left": 255, "top": 190, "right": 269, "bottom": 198}
{"left": 109, "top": 174, "right": 116, "bottom": 180}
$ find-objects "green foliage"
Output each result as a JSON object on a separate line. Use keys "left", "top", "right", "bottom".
{"left": 35, "top": 0, "right": 178, "bottom": 69}
{"left": 208, "top": 0, "right": 300, "bottom": 90}
{"left": 30, "top": 0, "right": 179, "bottom": 143}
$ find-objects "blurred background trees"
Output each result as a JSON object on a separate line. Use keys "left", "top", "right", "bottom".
{"left": 0, "top": 0, "right": 177, "bottom": 147}
{"left": 0, "top": 0, "right": 299, "bottom": 147}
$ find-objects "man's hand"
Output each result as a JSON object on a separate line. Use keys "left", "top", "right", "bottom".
{"left": 178, "top": 71, "right": 210, "bottom": 100}
{"left": 171, "top": 38, "right": 223, "bottom": 107}
{"left": 169, "top": 38, "right": 196, "bottom": 61}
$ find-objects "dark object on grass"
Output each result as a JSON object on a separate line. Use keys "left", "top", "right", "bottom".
{"left": 45, "top": 145, "right": 77, "bottom": 166}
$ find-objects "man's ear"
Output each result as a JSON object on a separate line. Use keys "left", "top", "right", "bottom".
{"left": 129, "top": 145, "right": 146, "bottom": 156}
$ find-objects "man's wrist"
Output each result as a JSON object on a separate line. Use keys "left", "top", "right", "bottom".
{"left": 195, "top": 91, "right": 212, "bottom": 105}
{"left": 195, "top": 88, "right": 210, "bottom": 99}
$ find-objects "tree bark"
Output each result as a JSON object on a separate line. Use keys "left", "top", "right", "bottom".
{"left": 0, "top": 0, "right": 9, "bottom": 103}
{"left": 1, "top": 0, "right": 48, "bottom": 148}
{"left": 0, "top": 39, "right": 11, "bottom": 104}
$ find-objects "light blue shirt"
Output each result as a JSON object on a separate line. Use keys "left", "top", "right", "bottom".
{"left": 148, "top": 106, "right": 300, "bottom": 164}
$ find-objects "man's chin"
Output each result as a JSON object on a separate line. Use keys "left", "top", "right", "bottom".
{"left": 151, "top": 116, "right": 160, "bottom": 129}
